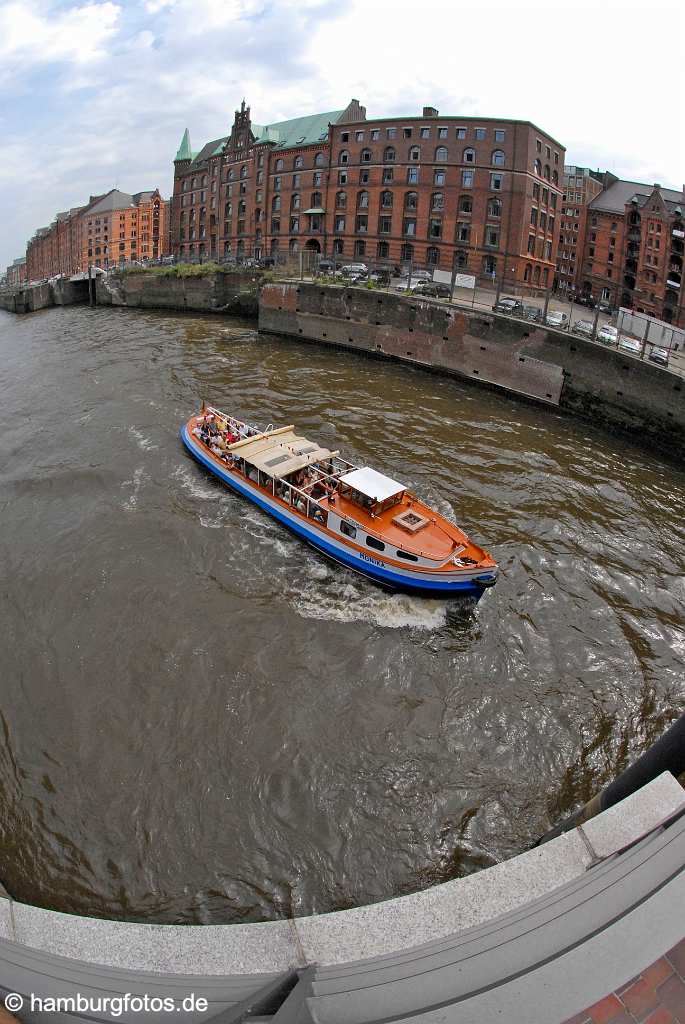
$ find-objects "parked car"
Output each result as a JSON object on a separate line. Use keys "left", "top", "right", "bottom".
{"left": 401, "top": 268, "right": 432, "bottom": 282}
{"left": 340, "top": 263, "right": 368, "bottom": 277}
{"left": 572, "top": 319, "right": 595, "bottom": 338}
{"left": 545, "top": 310, "right": 570, "bottom": 328}
{"left": 159, "top": 256, "right": 176, "bottom": 265}
{"left": 493, "top": 297, "right": 523, "bottom": 315}
{"left": 597, "top": 301, "right": 614, "bottom": 314}
{"left": 648, "top": 346, "right": 670, "bottom": 366}
{"left": 521, "top": 305, "right": 542, "bottom": 322}
{"left": 317, "top": 259, "right": 335, "bottom": 272}
{"left": 369, "top": 271, "right": 391, "bottom": 286}
{"left": 258, "top": 256, "right": 277, "bottom": 268}
{"left": 597, "top": 324, "right": 619, "bottom": 345}
{"left": 619, "top": 335, "right": 642, "bottom": 354}
{"left": 575, "top": 294, "right": 595, "bottom": 309}
{"left": 412, "top": 281, "right": 451, "bottom": 298}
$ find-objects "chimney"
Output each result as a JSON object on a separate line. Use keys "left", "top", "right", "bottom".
{"left": 422, "top": 106, "right": 438, "bottom": 117}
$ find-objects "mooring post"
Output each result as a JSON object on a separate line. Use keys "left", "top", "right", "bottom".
{"left": 88, "top": 266, "right": 94, "bottom": 307}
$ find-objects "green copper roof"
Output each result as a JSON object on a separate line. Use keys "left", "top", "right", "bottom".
{"left": 253, "top": 109, "right": 343, "bottom": 150}
{"left": 175, "top": 128, "right": 192, "bottom": 162}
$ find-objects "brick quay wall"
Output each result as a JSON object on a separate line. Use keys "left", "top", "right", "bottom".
{"left": 259, "top": 282, "right": 685, "bottom": 459}
{"left": 95, "top": 269, "right": 264, "bottom": 316}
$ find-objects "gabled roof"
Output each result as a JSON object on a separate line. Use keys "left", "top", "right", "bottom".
{"left": 84, "top": 189, "right": 136, "bottom": 215}
{"left": 252, "top": 109, "right": 343, "bottom": 151}
{"left": 589, "top": 179, "right": 684, "bottom": 214}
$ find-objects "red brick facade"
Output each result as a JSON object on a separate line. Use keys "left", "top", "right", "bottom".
{"left": 557, "top": 166, "right": 605, "bottom": 294}
{"left": 578, "top": 181, "right": 685, "bottom": 327}
{"left": 171, "top": 101, "right": 565, "bottom": 286}
{"left": 26, "top": 190, "right": 169, "bottom": 282}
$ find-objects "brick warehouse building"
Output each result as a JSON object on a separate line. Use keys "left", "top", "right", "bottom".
{"left": 26, "top": 189, "right": 168, "bottom": 281}
{"left": 579, "top": 179, "right": 685, "bottom": 327}
{"left": 171, "top": 100, "right": 565, "bottom": 286}
{"left": 556, "top": 165, "right": 605, "bottom": 294}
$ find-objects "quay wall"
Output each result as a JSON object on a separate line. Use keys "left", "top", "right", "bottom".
{"left": 95, "top": 269, "right": 264, "bottom": 316}
{"left": 258, "top": 282, "right": 685, "bottom": 458}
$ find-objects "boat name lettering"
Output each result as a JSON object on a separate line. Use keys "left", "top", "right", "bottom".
{"left": 359, "top": 552, "right": 384, "bottom": 567}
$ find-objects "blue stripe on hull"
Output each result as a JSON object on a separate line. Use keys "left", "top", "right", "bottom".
{"left": 180, "top": 427, "right": 490, "bottom": 599}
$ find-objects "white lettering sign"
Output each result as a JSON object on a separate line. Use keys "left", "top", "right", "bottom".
{"left": 454, "top": 274, "right": 476, "bottom": 289}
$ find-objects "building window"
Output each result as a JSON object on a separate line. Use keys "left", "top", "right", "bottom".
{"left": 271, "top": 218, "right": 280, "bottom": 233}
{"left": 338, "top": 170, "right": 348, "bottom": 185}
{"left": 354, "top": 240, "right": 366, "bottom": 257}
{"left": 457, "top": 222, "right": 470, "bottom": 242}
{"left": 527, "top": 235, "right": 535, "bottom": 253}
{"left": 381, "top": 190, "right": 393, "bottom": 208}
{"left": 386, "top": 127, "right": 396, "bottom": 138}
{"left": 462, "top": 169, "right": 474, "bottom": 187}
{"left": 313, "top": 171, "right": 322, "bottom": 186}
{"left": 382, "top": 167, "right": 394, "bottom": 183}
{"left": 333, "top": 238, "right": 344, "bottom": 254}
{"left": 291, "top": 193, "right": 300, "bottom": 210}
{"left": 359, "top": 168, "right": 370, "bottom": 184}
{"left": 275, "top": 159, "right": 284, "bottom": 171}
{"left": 488, "top": 198, "right": 502, "bottom": 217}
{"left": 492, "top": 150, "right": 505, "bottom": 166}
{"left": 314, "top": 152, "right": 325, "bottom": 167}
{"left": 475, "top": 128, "right": 486, "bottom": 140}
{"left": 378, "top": 216, "right": 392, "bottom": 233}
{"left": 485, "top": 226, "right": 499, "bottom": 248}
{"left": 407, "top": 167, "right": 419, "bottom": 183}
{"left": 459, "top": 195, "right": 472, "bottom": 213}
{"left": 334, "top": 216, "right": 345, "bottom": 232}
{"left": 377, "top": 240, "right": 389, "bottom": 258}
{"left": 371, "top": 129, "right": 380, "bottom": 141}
{"left": 409, "top": 146, "right": 420, "bottom": 161}
{"left": 357, "top": 190, "right": 369, "bottom": 208}
{"left": 240, "top": 165, "right": 247, "bottom": 179}
{"left": 463, "top": 147, "right": 475, "bottom": 163}
{"left": 426, "top": 246, "right": 440, "bottom": 265}
{"left": 336, "top": 191, "right": 347, "bottom": 208}
{"left": 290, "top": 217, "right": 300, "bottom": 233}
{"left": 361, "top": 148, "right": 372, "bottom": 163}
{"left": 403, "top": 127, "right": 412, "bottom": 138}
{"left": 534, "top": 159, "right": 541, "bottom": 175}
{"left": 431, "top": 192, "right": 444, "bottom": 210}
{"left": 292, "top": 173, "right": 301, "bottom": 188}
{"left": 420, "top": 127, "right": 430, "bottom": 139}
{"left": 339, "top": 150, "right": 349, "bottom": 165}
{"left": 340, "top": 132, "right": 349, "bottom": 142}
{"left": 355, "top": 215, "right": 368, "bottom": 233}
{"left": 404, "top": 191, "right": 418, "bottom": 210}
{"left": 400, "top": 242, "right": 414, "bottom": 261}
{"left": 274, "top": 176, "right": 281, "bottom": 191}
{"left": 271, "top": 195, "right": 281, "bottom": 212}
{"left": 435, "top": 145, "right": 448, "bottom": 162}
{"left": 403, "top": 218, "right": 416, "bottom": 236}
{"left": 429, "top": 218, "right": 442, "bottom": 238}
{"left": 384, "top": 146, "right": 396, "bottom": 162}
{"left": 490, "top": 173, "right": 503, "bottom": 190}
{"left": 434, "top": 168, "right": 446, "bottom": 185}
{"left": 495, "top": 129, "right": 505, "bottom": 142}
{"left": 456, "top": 127, "right": 467, "bottom": 139}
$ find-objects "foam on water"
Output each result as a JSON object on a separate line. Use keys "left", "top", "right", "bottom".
{"left": 129, "top": 426, "right": 159, "bottom": 451}
{"left": 122, "top": 466, "right": 145, "bottom": 510}
{"left": 172, "top": 464, "right": 222, "bottom": 503}
{"left": 292, "top": 579, "right": 448, "bottom": 630}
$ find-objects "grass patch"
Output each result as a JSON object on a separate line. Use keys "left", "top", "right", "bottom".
{"left": 116, "top": 262, "right": 259, "bottom": 278}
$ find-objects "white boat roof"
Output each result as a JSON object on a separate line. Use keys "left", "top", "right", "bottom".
{"left": 339, "top": 467, "right": 406, "bottom": 502}
{"left": 230, "top": 428, "right": 337, "bottom": 479}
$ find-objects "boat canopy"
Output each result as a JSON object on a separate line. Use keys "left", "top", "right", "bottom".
{"left": 230, "top": 428, "right": 337, "bottom": 479}
{"left": 339, "top": 467, "right": 406, "bottom": 502}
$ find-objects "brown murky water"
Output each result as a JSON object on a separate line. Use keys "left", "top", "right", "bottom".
{"left": 0, "top": 304, "right": 683, "bottom": 924}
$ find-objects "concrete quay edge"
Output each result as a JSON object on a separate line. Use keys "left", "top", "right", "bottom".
{"left": 0, "top": 772, "right": 682, "bottom": 976}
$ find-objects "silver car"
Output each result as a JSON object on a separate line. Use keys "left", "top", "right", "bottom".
{"left": 597, "top": 325, "right": 619, "bottom": 345}
{"left": 546, "top": 310, "right": 570, "bottom": 328}
{"left": 572, "top": 320, "right": 594, "bottom": 338}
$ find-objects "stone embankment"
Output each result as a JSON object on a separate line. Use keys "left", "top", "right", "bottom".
{"left": 0, "top": 278, "right": 89, "bottom": 313}
{"left": 259, "top": 282, "right": 685, "bottom": 458}
{"left": 95, "top": 269, "right": 264, "bottom": 316}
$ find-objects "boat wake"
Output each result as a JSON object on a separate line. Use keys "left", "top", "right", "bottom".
{"left": 129, "top": 426, "right": 159, "bottom": 451}
{"left": 291, "top": 577, "right": 448, "bottom": 630}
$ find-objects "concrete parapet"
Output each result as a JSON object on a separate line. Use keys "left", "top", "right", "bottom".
{"left": 96, "top": 270, "right": 264, "bottom": 316}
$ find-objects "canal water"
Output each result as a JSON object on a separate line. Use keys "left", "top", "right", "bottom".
{"left": 0, "top": 305, "right": 684, "bottom": 924}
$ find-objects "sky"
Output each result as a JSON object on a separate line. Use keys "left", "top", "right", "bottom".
{"left": 1, "top": 0, "right": 683, "bottom": 271}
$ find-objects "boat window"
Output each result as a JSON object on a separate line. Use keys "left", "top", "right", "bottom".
{"left": 396, "top": 549, "right": 418, "bottom": 561}
{"left": 340, "top": 520, "right": 356, "bottom": 539}
{"left": 366, "top": 536, "right": 385, "bottom": 551}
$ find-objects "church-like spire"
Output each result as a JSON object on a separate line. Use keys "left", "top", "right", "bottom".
{"left": 174, "top": 128, "right": 192, "bottom": 162}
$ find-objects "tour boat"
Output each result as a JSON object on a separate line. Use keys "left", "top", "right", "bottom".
{"left": 180, "top": 406, "right": 498, "bottom": 599}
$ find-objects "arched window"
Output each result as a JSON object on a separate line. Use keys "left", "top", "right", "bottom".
{"left": 431, "top": 192, "right": 444, "bottom": 210}
{"left": 192, "top": 176, "right": 198, "bottom": 187}
{"left": 227, "top": 168, "right": 235, "bottom": 181}
{"left": 426, "top": 247, "right": 440, "bottom": 266}
{"left": 294, "top": 155, "right": 303, "bottom": 169}
{"left": 488, "top": 197, "right": 502, "bottom": 217}
{"left": 336, "top": 191, "right": 347, "bottom": 208}
{"left": 552, "top": 170, "right": 558, "bottom": 184}
{"left": 533, "top": 265, "right": 541, "bottom": 284}
{"left": 524, "top": 263, "right": 531, "bottom": 282}
{"left": 271, "top": 195, "right": 281, "bottom": 212}
{"left": 534, "top": 159, "right": 541, "bottom": 175}
{"left": 409, "top": 146, "right": 420, "bottom": 161}
{"left": 239, "top": 165, "right": 247, "bottom": 179}
{"left": 314, "top": 152, "right": 325, "bottom": 167}
{"left": 201, "top": 175, "right": 207, "bottom": 186}
{"left": 404, "top": 191, "right": 418, "bottom": 210}
{"left": 384, "top": 146, "right": 395, "bottom": 162}
{"left": 435, "top": 146, "right": 448, "bottom": 162}
{"left": 361, "top": 148, "right": 372, "bottom": 163}
{"left": 543, "top": 164, "right": 550, "bottom": 180}
{"left": 237, "top": 201, "right": 245, "bottom": 215}
{"left": 339, "top": 150, "right": 349, "bottom": 165}
{"left": 357, "top": 190, "right": 369, "bottom": 208}
{"left": 463, "top": 148, "right": 476, "bottom": 163}
{"left": 291, "top": 193, "right": 300, "bottom": 210}
{"left": 400, "top": 242, "right": 414, "bottom": 262}
{"left": 459, "top": 195, "right": 472, "bottom": 213}
{"left": 492, "top": 150, "right": 505, "bottom": 166}
{"left": 381, "top": 190, "right": 393, "bottom": 208}
{"left": 275, "top": 159, "right": 284, "bottom": 171}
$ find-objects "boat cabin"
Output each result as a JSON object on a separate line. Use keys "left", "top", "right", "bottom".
{"left": 337, "top": 467, "right": 406, "bottom": 514}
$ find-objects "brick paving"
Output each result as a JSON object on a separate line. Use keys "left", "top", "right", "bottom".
{"left": 562, "top": 938, "right": 685, "bottom": 1024}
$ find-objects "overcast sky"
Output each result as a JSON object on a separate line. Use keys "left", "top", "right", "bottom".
{"left": 1, "top": 0, "right": 683, "bottom": 271}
